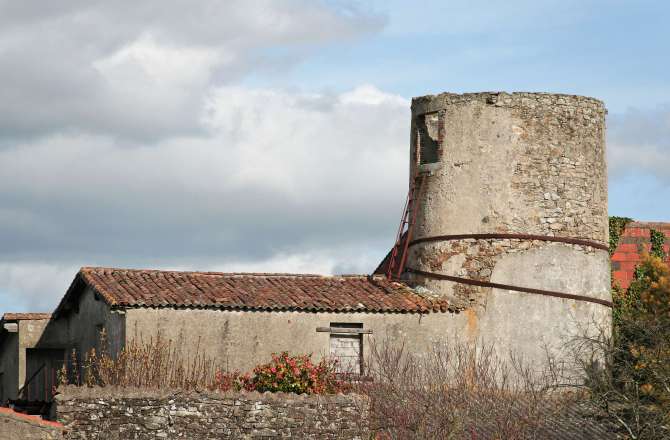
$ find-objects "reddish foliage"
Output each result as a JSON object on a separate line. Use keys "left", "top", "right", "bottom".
{"left": 212, "top": 352, "right": 348, "bottom": 395}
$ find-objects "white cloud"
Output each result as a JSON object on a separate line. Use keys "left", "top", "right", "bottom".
{"left": 0, "top": 84, "right": 408, "bottom": 312}
{"left": 0, "top": 1, "right": 390, "bottom": 313}
{"left": 0, "top": 0, "right": 384, "bottom": 142}
{"left": 202, "top": 85, "right": 408, "bottom": 196}
{"left": 93, "top": 32, "right": 224, "bottom": 88}
{"left": 339, "top": 85, "right": 407, "bottom": 106}
{"left": 607, "top": 106, "right": 670, "bottom": 183}
{"left": 211, "top": 245, "right": 384, "bottom": 276}
{"left": 0, "top": 263, "right": 79, "bottom": 313}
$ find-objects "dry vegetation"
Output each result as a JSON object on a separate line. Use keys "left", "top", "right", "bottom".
{"left": 356, "top": 338, "right": 608, "bottom": 440}
{"left": 59, "top": 254, "right": 670, "bottom": 439}
{"left": 581, "top": 252, "right": 670, "bottom": 439}
{"left": 59, "top": 332, "right": 346, "bottom": 395}
{"left": 60, "top": 331, "right": 612, "bottom": 439}
{"left": 59, "top": 332, "right": 223, "bottom": 390}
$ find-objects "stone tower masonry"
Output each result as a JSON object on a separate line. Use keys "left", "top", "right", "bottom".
{"left": 404, "top": 92, "right": 611, "bottom": 367}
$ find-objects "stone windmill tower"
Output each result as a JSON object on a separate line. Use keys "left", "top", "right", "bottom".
{"left": 385, "top": 92, "right": 612, "bottom": 367}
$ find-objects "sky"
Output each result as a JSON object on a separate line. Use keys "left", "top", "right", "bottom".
{"left": 0, "top": 0, "right": 669, "bottom": 313}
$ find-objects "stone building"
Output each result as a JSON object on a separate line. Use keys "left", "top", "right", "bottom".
{"left": 1, "top": 91, "right": 618, "bottom": 408}
{"left": 50, "top": 267, "right": 457, "bottom": 372}
{"left": 380, "top": 91, "right": 612, "bottom": 370}
{"left": 1, "top": 267, "right": 462, "bottom": 406}
{"left": 0, "top": 313, "right": 55, "bottom": 404}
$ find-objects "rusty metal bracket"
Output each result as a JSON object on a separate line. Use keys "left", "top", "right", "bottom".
{"left": 406, "top": 267, "right": 613, "bottom": 308}
{"left": 409, "top": 233, "right": 609, "bottom": 252}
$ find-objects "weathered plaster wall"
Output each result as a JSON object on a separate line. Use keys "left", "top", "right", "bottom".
{"left": 0, "top": 297, "right": 121, "bottom": 401}
{"left": 484, "top": 244, "right": 611, "bottom": 366}
{"left": 41, "top": 287, "right": 125, "bottom": 359}
{"left": 125, "top": 308, "right": 468, "bottom": 372}
{"left": 0, "top": 333, "right": 19, "bottom": 402}
{"left": 0, "top": 318, "right": 55, "bottom": 401}
{"left": 56, "top": 386, "right": 368, "bottom": 439}
{"left": 17, "top": 319, "right": 51, "bottom": 393}
{"left": 406, "top": 91, "right": 611, "bottom": 370}
{"left": 409, "top": 92, "right": 607, "bottom": 243}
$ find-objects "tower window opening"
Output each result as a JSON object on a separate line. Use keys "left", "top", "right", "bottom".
{"left": 417, "top": 112, "right": 441, "bottom": 164}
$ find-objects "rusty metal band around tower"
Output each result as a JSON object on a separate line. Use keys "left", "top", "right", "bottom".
{"left": 405, "top": 267, "right": 613, "bottom": 308}
{"left": 408, "top": 233, "right": 609, "bottom": 252}
{"left": 405, "top": 232, "right": 611, "bottom": 307}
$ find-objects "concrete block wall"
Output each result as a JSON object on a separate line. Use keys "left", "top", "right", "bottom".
{"left": 55, "top": 386, "right": 369, "bottom": 439}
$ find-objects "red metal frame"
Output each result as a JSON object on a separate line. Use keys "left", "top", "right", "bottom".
{"left": 386, "top": 173, "right": 426, "bottom": 280}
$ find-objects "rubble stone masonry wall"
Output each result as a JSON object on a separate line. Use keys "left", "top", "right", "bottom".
{"left": 55, "top": 386, "right": 368, "bottom": 439}
{"left": 405, "top": 92, "right": 611, "bottom": 370}
{"left": 408, "top": 92, "right": 609, "bottom": 307}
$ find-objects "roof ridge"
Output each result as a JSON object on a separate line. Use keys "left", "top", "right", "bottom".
{"left": 79, "top": 266, "right": 379, "bottom": 279}
{"left": 2, "top": 312, "right": 52, "bottom": 321}
{"left": 56, "top": 267, "right": 442, "bottom": 314}
{"left": 628, "top": 221, "right": 670, "bottom": 227}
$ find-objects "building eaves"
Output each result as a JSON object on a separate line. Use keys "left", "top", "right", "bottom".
{"left": 54, "top": 267, "right": 453, "bottom": 316}
{"left": 1, "top": 313, "right": 51, "bottom": 322}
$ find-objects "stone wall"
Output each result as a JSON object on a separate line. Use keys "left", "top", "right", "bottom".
{"left": 55, "top": 386, "right": 368, "bottom": 439}
{"left": 404, "top": 91, "right": 611, "bottom": 372}
{"left": 408, "top": 91, "right": 609, "bottom": 307}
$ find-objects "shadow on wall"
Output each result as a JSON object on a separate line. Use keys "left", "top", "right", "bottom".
{"left": 13, "top": 281, "right": 126, "bottom": 409}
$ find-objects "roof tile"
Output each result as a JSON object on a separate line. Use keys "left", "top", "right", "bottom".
{"left": 63, "top": 267, "right": 448, "bottom": 314}
{"left": 2, "top": 313, "right": 51, "bottom": 321}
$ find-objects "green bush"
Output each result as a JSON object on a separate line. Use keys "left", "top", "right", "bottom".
{"left": 609, "top": 216, "right": 633, "bottom": 255}
{"left": 588, "top": 252, "right": 670, "bottom": 438}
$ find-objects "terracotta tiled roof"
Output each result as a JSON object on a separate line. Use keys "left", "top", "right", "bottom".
{"left": 56, "top": 267, "right": 450, "bottom": 314}
{"left": 612, "top": 221, "right": 670, "bottom": 289}
{"left": 1, "top": 313, "right": 51, "bottom": 321}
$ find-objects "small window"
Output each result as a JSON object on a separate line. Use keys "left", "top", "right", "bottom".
{"left": 329, "top": 323, "right": 363, "bottom": 375}
{"left": 417, "top": 112, "right": 441, "bottom": 164}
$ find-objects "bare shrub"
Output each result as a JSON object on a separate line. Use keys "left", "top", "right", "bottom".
{"left": 58, "top": 331, "right": 346, "bottom": 395}
{"left": 58, "top": 330, "right": 234, "bottom": 390}
{"left": 356, "top": 337, "right": 590, "bottom": 440}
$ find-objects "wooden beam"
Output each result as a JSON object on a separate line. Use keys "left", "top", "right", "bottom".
{"left": 316, "top": 327, "right": 372, "bottom": 334}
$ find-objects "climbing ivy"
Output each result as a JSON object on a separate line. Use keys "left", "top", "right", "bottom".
{"left": 650, "top": 229, "right": 667, "bottom": 259}
{"left": 609, "top": 216, "right": 633, "bottom": 256}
